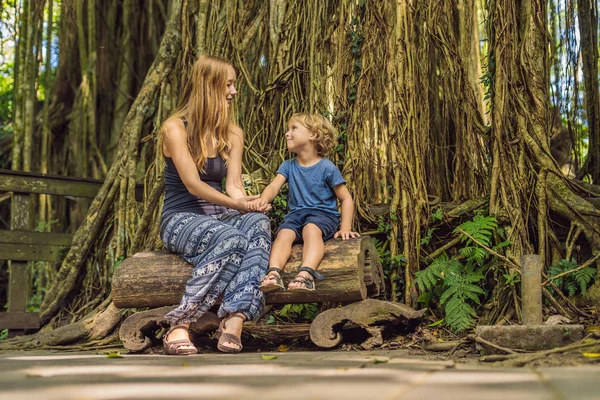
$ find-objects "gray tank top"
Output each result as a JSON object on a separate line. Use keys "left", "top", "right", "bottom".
{"left": 162, "top": 155, "right": 229, "bottom": 219}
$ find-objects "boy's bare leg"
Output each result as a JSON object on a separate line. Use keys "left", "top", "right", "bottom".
{"left": 262, "top": 229, "right": 296, "bottom": 286}
{"left": 288, "top": 223, "right": 324, "bottom": 289}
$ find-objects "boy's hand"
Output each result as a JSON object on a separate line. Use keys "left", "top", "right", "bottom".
{"left": 334, "top": 230, "right": 360, "bottom": 240}
{"left": 248, "top": 197, "right": 271, "bottom": 213}
{"left": 235, "top": 195, "right": 260, "bottom": 213}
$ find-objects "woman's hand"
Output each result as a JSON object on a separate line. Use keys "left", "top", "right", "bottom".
{"left": 248, "top": 197, "right": 271, "bottom": 213}
{"left": 234, "top": 195, "right": 262, "bottom": 213}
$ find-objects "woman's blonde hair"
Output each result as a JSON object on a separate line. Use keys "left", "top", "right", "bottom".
{"left": 289, "top": 113, "right": 336, "bottom": 157}
{"left": 160, "top": 56, "right": 234, "bottom": 171}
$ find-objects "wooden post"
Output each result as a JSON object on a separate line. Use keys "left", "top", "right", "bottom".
{"left": 521, "top": 254, "right": 543, "bottom": 325}
{"left": 7, "top": 192, "right": 33, "bottom": 336}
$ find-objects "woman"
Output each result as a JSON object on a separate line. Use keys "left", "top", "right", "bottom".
{"left": 159, "top": 56, "right": 271, "bottom": 355}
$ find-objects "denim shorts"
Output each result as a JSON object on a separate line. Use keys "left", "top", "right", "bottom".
{"left": 277, "top": 209, "right": 340, "bottom": 241}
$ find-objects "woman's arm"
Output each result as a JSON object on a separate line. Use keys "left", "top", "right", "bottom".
{"left": 225, "top": 124, "right": 247, "bottom": 200}
{"left": 164, "top": 119, "right": 254, "bottom": 211}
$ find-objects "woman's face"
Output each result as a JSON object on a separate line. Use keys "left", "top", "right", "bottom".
{"left": 225, "top": 65, "right": 237, "bottom": 104}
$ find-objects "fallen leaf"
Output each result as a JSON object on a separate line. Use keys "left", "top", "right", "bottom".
{"left": 262, "top": 354, "right": 277, "bottom": 360}
{"left": 545, "top": 315, "right": 572, "bottom": 325}
{"left": 277, "top": 344, "right": 289, "bottom": 352}
{"left": 372, "top": 358, "right": 388, "bottom": 364}
{"left": 582, "top": 353, "right": 600, "bottom": 358}
{"left": 182, "top": 362, "right": 189, "bottom": 367}
{"left": 106, "top": 351, "right": 122, "bottom": 359}
{"left": 428, "top": 319, "right": 444, "bottom": 328}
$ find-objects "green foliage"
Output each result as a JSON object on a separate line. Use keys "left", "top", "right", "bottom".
{"left": 278, "top": 303, "right": 319, "bottom": 322}
{"left": 455, "top": 214, "right": 497, "bottom": 247}
{"left": 26, "top": 293, "right": 43, "bottom": 313}
{"left": 0, "top": 56, "right": 13, "bottom": 163}
{"left": 414, "top": 214, "right": 502, "bottom": 333}
{"left": 267, "top": 189, "right": 288, "bottom": 235}
{"left": 430, "top": 208, "right": 443, "bottom": 222}
{"left": 503, "top": 272, "right": 520, "bottom": 286}
{"left": 415, "top": 253, "right": 487, "bottom": 332}
{"left": 0, "top": 329, "right": 7, "bottom": 340}
{"left": 549, "top": 258, "right": 596, "bottom": 297}
{"left": 420, "top": 228, "right": 437, "bottom": 246}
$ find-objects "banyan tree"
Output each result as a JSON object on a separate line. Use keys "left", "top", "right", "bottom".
{"left": 1, "top": 0, "right": 598, "bottom": 347}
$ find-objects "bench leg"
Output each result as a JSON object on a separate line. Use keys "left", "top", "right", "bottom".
{"left": 309, "top": 299, "right": 426, "bottom": 349}
{"left": 119, "top": 306, "right": 220, "bottom": 352}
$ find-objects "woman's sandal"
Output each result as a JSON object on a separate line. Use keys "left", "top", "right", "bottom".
{"left": 288, "top": 266, "right": 324, "bottom": 292}
{"left": 216, "top": 313, "right": 245, "bottom": 353}
{"left": 163, "top": 324, "right": 198, "bottom": 356}
{"left": 259, "top": 267, "right": 285, "bottom": 293}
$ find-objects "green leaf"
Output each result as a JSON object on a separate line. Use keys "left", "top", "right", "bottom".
{"left": 372, "top": 358, "right": 388, "bottom": 364}
{"left": 431, "top": 208, "right": 443, "bottom": 222}
{"left": 417, "top": 291, "right": 431, "bottom": 304}
{"left": 427, "top": 318, "right": 445, "bottom": 327}
{"left": 106, "top": 351, "right": 123, "bottom": 358}
{"left": 266, "top": 315, "right": 275, "bottom": 324}
{"left": 262, "top": 354, "right": 277, "bottom": 360}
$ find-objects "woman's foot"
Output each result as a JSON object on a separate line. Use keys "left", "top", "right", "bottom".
{"left": 216, "top": 313, "right": 246, "bottom": 353}
{"left": 163, "top": 324, "right": 198, "bottom": 355}
{"left": 259, "top": 268, "right": 285, "bottom": 292}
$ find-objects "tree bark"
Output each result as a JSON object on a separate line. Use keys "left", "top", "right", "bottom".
{"left": 577, "top": 0, "right": 600, "bottom": 182}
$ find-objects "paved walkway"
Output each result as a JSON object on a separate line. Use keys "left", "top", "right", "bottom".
{"left": 0, "top": 349, "right": 597, "bottom": 399}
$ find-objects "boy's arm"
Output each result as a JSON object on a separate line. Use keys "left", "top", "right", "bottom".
{"left": 333, "top": 184, "right": 360, "bottom": 240}
{"left": 261, "top": 174, "right": 287, "bottom": 203}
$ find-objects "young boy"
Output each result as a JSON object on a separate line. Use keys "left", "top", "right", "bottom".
{"left": 253, "top": 113, "right": 359, "bottom": 292}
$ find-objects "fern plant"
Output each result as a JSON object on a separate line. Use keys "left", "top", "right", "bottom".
{"left": 549, "top": 258, "right": 596, "bottom": 297}
{"left": 278, "top": 303, "right": 319, "bottom": 322}
{"left": 415, "top": 253, "right": 486, "bottom": 332}
{"left": 414, "top": 214, "right": 500, "bottom": 332}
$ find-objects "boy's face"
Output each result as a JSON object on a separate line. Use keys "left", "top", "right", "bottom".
{"left": 285, "top": 120, "right": 314, "bottom": 153}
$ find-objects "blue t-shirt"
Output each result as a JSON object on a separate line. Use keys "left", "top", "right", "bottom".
{"left": 277, "top": 158, "right": 346, "bottom": 217}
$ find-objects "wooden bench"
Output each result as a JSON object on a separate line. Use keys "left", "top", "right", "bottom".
{"left": 113, "top": 236, "right": 426, "bottom": 351}
{"left": 0, "top": 169, "right": 143, "bottom": 335}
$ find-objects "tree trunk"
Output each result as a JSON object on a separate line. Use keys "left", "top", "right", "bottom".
{"left": 38, "top": 0, "right": 184, "bottom": 325}
{"left": 577, "top": 0, "right": 600, "bottom": 182}
{"left": 112, "top": 237, "right": 382, "bottom": 307}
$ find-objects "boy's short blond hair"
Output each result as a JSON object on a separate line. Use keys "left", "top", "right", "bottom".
{"left": 289, "top": 113, "right": 336, "bottom": 157}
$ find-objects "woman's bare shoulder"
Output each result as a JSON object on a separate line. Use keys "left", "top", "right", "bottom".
{"left": 228, "top": 123, "right": 244, "bottom": 136}
{"left": 228, "top": 123, "right": 244, "bottom": 146}
{"left": 164, "top": 118, "right": 187, "bottom": 139}
{"left": 162, "top": 118, "right": 187, "bottom": 158}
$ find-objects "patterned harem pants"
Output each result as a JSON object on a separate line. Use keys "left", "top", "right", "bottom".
{"left": 160, "top": 211, "right": 271, "bottom": 325}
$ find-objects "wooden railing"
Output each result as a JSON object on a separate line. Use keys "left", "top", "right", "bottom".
{"left": 0, "top": 169, "right": 142, "bottom": 334}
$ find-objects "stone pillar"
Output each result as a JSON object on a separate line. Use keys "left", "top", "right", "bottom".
{"left": 521, "top": 254, "right": 543, "bottom": 325}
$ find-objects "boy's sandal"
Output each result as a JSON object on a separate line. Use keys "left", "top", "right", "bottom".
{"left": 288, "top": 266, "right": 324, "bottom": 292}
{"left": 163, "top": 324, "right": 198, "bottom": 356}
{"left": 259, "top": 267, "right": 285, "bottom": 293}
{"left": 216, "top": 313, "right": 245, "bottom": 353}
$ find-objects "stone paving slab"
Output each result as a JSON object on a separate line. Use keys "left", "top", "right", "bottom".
{"left": 0, "top": 350, "right": 598, "bottom": 399}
